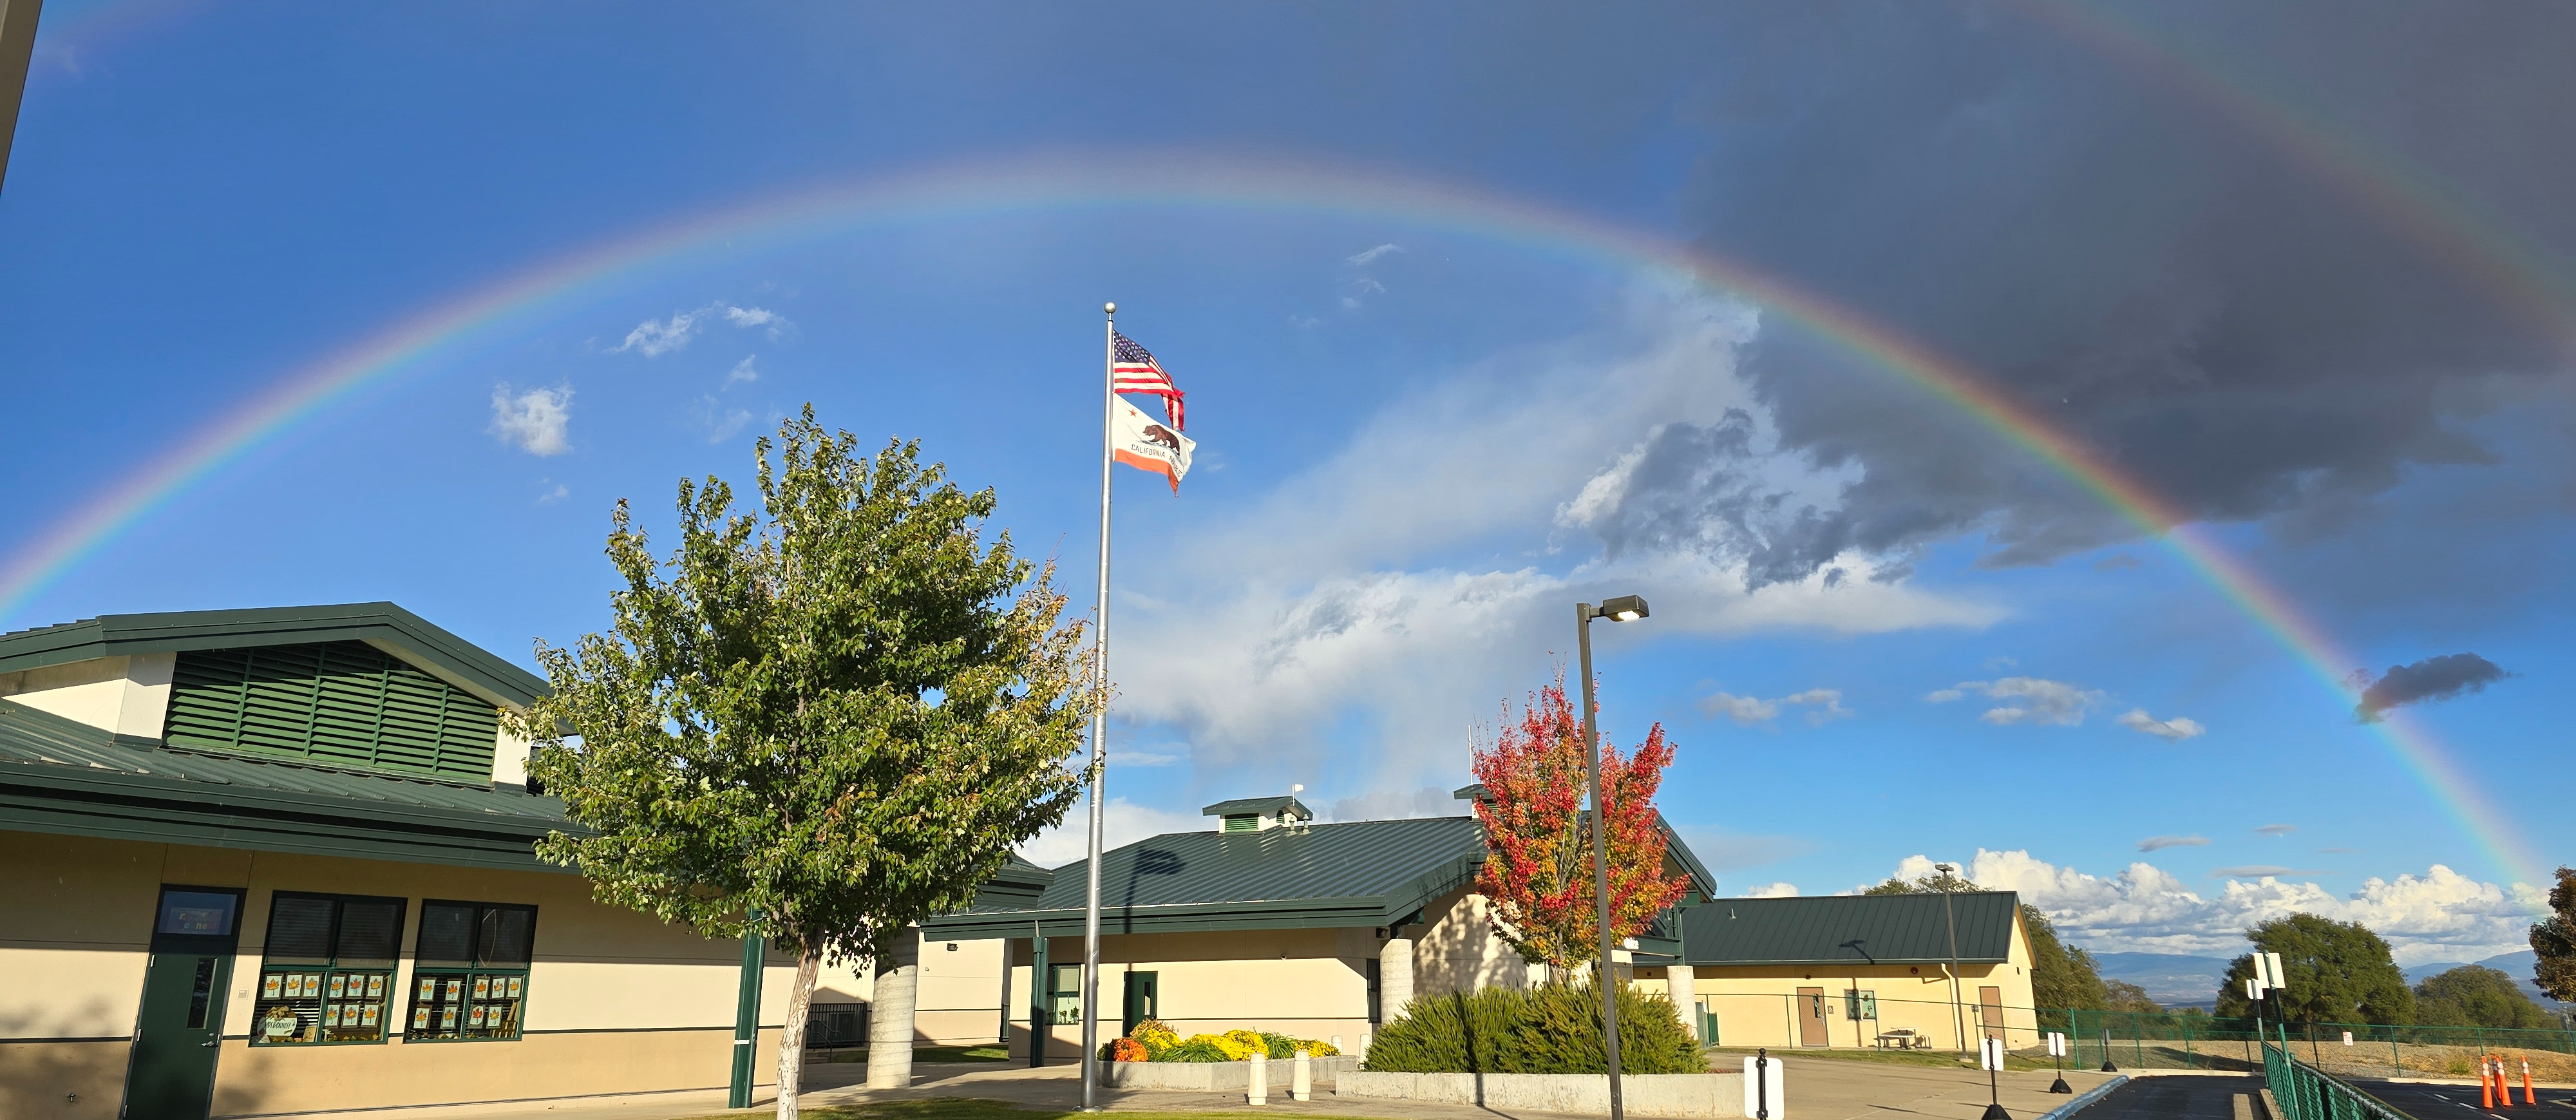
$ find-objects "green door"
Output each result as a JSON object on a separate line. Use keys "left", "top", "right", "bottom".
{"left": 123, "top": 887, "right": 246, "bottom": 1120}
{"left": 1121, "top": 971, "right": 1158, "bottom": 1036}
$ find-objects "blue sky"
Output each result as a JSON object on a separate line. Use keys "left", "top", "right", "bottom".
{"left": 5, "top": 3, "right": 2570, "bottom": 966}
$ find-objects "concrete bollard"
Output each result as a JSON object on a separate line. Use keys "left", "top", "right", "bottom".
{"left": 1293, "top": 1049, "right": 1312, "bottom": 1101}
{"left": 1248, "top": 1052, "right": 1268, "bottom": 1105}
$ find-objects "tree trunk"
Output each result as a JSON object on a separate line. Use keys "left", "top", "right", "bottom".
{"left": 776, "top": 932, "right": 824, "bottom": 1120}
{"left": 866, "top": 930, "right": 921, "bottom": 1089}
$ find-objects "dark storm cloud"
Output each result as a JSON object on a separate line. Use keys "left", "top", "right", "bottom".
{"left": 2354, "top": 652, "right": 2512, "bottom": 721}
{"left": 1624, "top": 3, "right": 2576, "bottom": 584}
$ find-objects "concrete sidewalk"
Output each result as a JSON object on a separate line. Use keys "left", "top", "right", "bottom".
{"left": 263, "top": 1059, "right": 2126, "bottom": 1120}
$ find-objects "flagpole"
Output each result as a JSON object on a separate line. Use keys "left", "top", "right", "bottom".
{"left": 1079, "top": 301, "right": 1115, "bottom": 1111}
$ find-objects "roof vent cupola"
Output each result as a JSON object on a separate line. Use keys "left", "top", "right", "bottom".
{"left": 1201, "top": 791, "right": 1312, "bottom": 833}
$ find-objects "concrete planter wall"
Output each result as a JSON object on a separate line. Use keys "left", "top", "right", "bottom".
{"left": 1338, "top": 1070, "right": 1748, "bottom": 1118}
{"left": 1103, "top": 1056, "right": 1360, "bottom": 1091}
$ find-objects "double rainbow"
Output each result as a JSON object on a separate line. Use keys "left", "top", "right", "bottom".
{"left": 0, "top": 154, "right": 2544, "bottom": 887}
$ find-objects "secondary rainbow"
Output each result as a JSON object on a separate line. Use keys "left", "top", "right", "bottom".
{"left": 0, "top": 153, "right": 2543, "bottom": 887}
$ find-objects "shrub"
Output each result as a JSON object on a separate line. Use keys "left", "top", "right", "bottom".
{"left": 1361, "top": 981, "right": 1703, "bottom": 1074}
{"left": 1155, "top": 1037, "right": 1234, "bottom": 1063}
{"left": 1132, "top": 1018, "right": 1179, "bottom": 1052}
{"left": 1109, "top": 1037, "right": 1150, "bottom": 1062}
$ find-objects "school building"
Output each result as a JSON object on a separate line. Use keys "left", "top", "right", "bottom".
{"left": 0, "top": 604, "right": 808, "bottom": 1120}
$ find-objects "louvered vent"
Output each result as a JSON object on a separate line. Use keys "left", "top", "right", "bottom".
{"left": 164, "top": 641, "right": 498, "bottom": 782}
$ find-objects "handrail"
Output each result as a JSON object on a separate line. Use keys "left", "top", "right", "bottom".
{"left": 2262, "top": 1043, "right": 2415, "bottom": 1120}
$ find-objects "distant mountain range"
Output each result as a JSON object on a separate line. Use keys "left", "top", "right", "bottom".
{"left": 2083, "top": 949, "right": 2563, "bottom": 1011}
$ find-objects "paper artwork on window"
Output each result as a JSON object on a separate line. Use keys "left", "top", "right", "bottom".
{"left": 330, "top": 975, "right": 346, "bottom": 998}
{"left": 506, "top": 976, "right": 523, "bottom": 998}
{"left": 413, "top": 1006, "right": 429, "bottom": 1029}
{"left": 361, "top": 1003, "right": 380, "bottom": 1027}
{"left": 440, "top": 1007, "right": 458, "bottom": 1029}
{"left": 262, "top": 974, "right": 282, "bottom": 999}
{"left": 473, "top": 977, "right": 490, "bottom": 1000}
{"left": 445, "top": 978, "right": 462, "bottom": 1000}
{"left": 367, "top": 975, "right": 384, "bottom": 998}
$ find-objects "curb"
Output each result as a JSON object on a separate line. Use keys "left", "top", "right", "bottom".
{"left": 2034, "top": 1074, "right": 2128, "bottom": 1120}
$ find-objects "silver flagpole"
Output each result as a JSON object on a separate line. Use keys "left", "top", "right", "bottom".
{"left": 1079, "top": 301, "right": 1115, "bottom": 1110}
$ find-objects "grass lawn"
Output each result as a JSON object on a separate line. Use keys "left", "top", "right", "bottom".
{"left": 680, "top": 1099, "right": 1272, "bottom": 1120}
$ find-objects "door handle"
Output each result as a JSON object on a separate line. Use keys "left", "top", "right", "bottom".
{"left": 201, "top": 1039, "right": 221, "bottom": 1048}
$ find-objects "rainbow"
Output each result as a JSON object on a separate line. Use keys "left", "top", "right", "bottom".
{"left": 2026, "top": 1, "right": 2575, "bottom": 350}
{"left": 0, "top": 153, "right": 2545, "bottom": 887}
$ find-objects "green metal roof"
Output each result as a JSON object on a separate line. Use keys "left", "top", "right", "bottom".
{"left": 0, "top": 602, "right": 548, "bottom": 708}
{"left": 0, "top": 698, "right": 572, "bottom": 871}
{"left": 1681, "top": 891, "right": 2022, "bottom": 967}
{"left": 1200, "top": 795, "right": 1312, "bottom": 819}
{"left": 927, "top": 816, "right": 1490, "bottom": 939}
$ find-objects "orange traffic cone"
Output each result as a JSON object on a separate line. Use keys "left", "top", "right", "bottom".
{"left": 2481, "top": 1058, "right": 2496, "bottom": 1109}
{"left": 2523, "top": 1057, "right": 2536, "bottom": 1107}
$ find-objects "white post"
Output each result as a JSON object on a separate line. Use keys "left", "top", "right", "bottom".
{"left": 1669, "top": 965, "right": 1698, "bottom": 1040}
{"left": 1248, "top": 1050, "right": 1268, "bottom": 1106}
{"left": 1293, "top": 1049, "right": 1312, "bottom": 1101}
{"left": 1378, "top": 936, "right": 1415, "bottom": 1020}
{"left": 864, "top": 932, "right": 920, "bottom": 1089}
{"left": 1079, "top": 302, "right": 1116, "bottom": 1110}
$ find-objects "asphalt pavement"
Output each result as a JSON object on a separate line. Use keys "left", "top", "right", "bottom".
{"left": 2074, "top": 1075, "right": 2263, "bottom": 1120}
{"left": 2344, "top": 1077, "right": 2576, "bottom": 1119}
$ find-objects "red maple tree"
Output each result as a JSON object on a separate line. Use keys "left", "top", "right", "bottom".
{"left": 1469, "top": 671, "right": 1690, "bottom": 971}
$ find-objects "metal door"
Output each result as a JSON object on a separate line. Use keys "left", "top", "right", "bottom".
{"left": 1795, "top": 986, "right": 1829, "bottom": 1047}
{"left": 1122, "top": 971, "right": 1159, "bottom": 1036}
{"left": 122, "top": 886, "right": 247, "bottom": 1120}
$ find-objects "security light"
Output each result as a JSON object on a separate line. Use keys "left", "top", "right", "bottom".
{"left": 1598, "top": 594, "right": 1649, "bottom": 622}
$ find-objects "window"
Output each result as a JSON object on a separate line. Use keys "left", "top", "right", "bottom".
{"left": 252, "top": 893, "right": 405, "bottom": 1046}
{"left": 405, "top": 901, "right": 536, "bottom": 1041}
{"left": 1844, "top": 989, "right": 1877, "bottom": 1021}
{"left": 1047, "top": 963, "right": 1081, "bottom": 1025}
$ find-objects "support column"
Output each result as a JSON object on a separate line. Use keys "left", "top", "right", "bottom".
{"left": 1378, "top": 936, "right": 1415, "bottom": 1020}
{"left": 726, "top": 930, "right": 764, "bottom": 1108}
{"left": 1029, "top": 935, "right": 1051, "bottom": 1066}
{"left": 864, "top": 931, "right": 920, "bottom": 1089}
{"left": 1669, "top": 965, "right": 1698, "bottom": 1040}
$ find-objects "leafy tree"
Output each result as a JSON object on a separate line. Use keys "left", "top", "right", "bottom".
{"left": 1864, "top": 872, "right": 2112, "bottom": 1011}
{"left": 2413, "top": 965, "right": 2553, "bottom": 1029}
{"left": 2533, "top": 866, "right": 2576, "bottom": 1003}
{"left": 511, "top": 410, "right": 1096, "bottom": 1119}
{"left": 2212, "top": 914, "right": 2412, "bottom": 1025}
{"left": 1469, "top": 672, "right": 1688, "bottom": 969}
{"left": 2103, "top": 980, "right": 2163, "bottom": 1014}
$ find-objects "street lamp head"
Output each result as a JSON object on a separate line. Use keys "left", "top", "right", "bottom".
{"left": 1598, "top": 594, "right": 1650, "bottom": 622}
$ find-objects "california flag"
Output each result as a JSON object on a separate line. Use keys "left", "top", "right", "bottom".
{"left": 1113, "top": 394, "right": 1195, "bottom": 493}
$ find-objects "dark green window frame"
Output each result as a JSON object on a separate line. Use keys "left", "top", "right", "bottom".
{"left": 404, "top": 900, "right": 537, "bottom": 1043}
{"left": 251, "top": 892, "right": 407, "bottom": 1047}
{"left": 1047, "top": 963, "right": 1081, "bottom": 1025}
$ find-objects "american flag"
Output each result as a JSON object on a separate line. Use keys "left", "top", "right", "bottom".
{"left": 1112, "top": 332, "right": 1185, "bottom": 430}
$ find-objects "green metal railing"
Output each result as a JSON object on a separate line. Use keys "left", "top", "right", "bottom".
{"left": 2262, "top": 1042, "right": 2410, "bottom": 1120}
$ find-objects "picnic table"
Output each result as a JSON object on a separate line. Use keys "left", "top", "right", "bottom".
{"left": 1875, "top": 1029, "right": 1926, "bottom": 1050}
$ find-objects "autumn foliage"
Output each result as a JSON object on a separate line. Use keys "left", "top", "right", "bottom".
{"left": 1469, "top": 672, "right": 1689, "bottom": 969}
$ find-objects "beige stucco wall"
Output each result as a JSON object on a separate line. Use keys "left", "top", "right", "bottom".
{"left": 998, "top": 927, "right": 1379, "bottom": 1058}
{"left": 1663, "top": 908, "right": 2043, "bottom": 1051}
{"left": 1412, "top": 887, "right": 1543, "bottom": 998}
{"left": 0, "top": 653, "right": 174, "bottom": 738}
{"left": 0, "top": 830, "right": 801, "bottom": 1119}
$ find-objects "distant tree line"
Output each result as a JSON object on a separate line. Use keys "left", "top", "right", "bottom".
{"left": 1868, "top": 866, "right": 2576, "bottom": 1030}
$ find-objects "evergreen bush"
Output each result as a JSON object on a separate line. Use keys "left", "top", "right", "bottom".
{"left": 1361, "top": 982, "right": 1701, "bottom": 1074}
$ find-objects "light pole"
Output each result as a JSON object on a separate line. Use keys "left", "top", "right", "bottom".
{"left": 1936, "top": 863, "right": 1966, "bottom": 1056}
{"left": 1577, "top": 594, "right": 1649, "bottom": 1120}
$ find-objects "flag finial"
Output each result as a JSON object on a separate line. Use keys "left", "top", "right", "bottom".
{"left": 1104, "top": 301, "right": 1116, "bottom": 315}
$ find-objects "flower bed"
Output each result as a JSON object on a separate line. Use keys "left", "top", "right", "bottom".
{"left": 1102, "top": 1020, "right": 1344, "bottom": 1063}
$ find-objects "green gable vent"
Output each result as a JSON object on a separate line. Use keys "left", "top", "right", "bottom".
{"left": 1222, "top": 814, "right": 1257, "bottom": 833}
{"left": 164, "top": 641, "right": 498, "bottom": 783}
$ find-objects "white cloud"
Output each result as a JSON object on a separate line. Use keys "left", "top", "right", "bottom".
{"left": 1927, "top": 677, "right": 2103, "bottom": 726}
{"left": 488, "top": 384, "right": 573, "bottom": 455}
{"left": 612, "top": 302, "right": 792, "bottom": 356}
{"left": 1347, "top": 243, "right": 1404, "bottom": 267}
{"left": 2255, "top": 824, "right": 2298, "bottom": 836}
{"left": 1019, "top": 796, "right": 1208, "bottom": 868}
{"left": 536, "top": 482, "right": 569, "bottom": 504}
{"left": 1699, "top": 687, "right": 1852, "bottom": 726}
{"left": 1325, "top": 786, "right": 1461, "bottom": 822}
{"left": 2136, "top": 835, "right": 2210, "bottom": 852}
{"left": 2118, "top": 708, "right": 2208, "bottom": 741}
{"left": 726, "top": 355, "right": 759, "bottom": 386}
{"left": 1106, "top": 750, "right": 1183, "bottom": 767}
{"left": 1888, "top": 850, "right": 2550, "bottom": 965}
{"left": 1745, "top": 882, "right": 1801, "bottom": 898}
{"left": 1112, "top": 289, "right": 2002, "bottom": 789}
{"left": 691, "top": 396, "right": 753, "bottom": 444}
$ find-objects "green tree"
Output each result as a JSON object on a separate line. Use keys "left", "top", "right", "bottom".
{"left": 2103, "top": 980, "right": 2163, "bottom": 1014}
{"left": 1863, "top": 871, "right": 2112, "bottom": 1010}
{"left": 511, "top": 410, "right": 1096, "bottom": 1119}
{"left": 2212, "top": 914, "right": 2413, "bottom": 1025}
{"left": 2413, "top": 965, "right": 2553, "bottom": 1029}
{"left": 2533, "top": 866, "right": 2576, "bottom": 1003}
